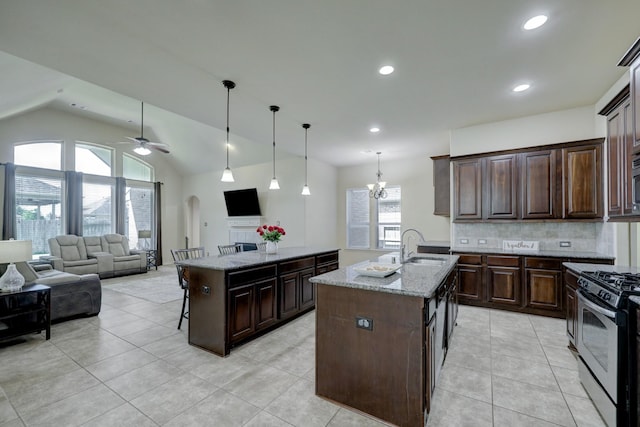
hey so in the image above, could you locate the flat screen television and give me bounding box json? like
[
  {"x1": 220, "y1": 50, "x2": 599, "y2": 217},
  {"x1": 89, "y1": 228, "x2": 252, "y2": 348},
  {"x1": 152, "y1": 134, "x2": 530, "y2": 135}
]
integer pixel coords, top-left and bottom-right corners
[{"x1": 223, "y1": 188, "x2": 262, "y2": 216}]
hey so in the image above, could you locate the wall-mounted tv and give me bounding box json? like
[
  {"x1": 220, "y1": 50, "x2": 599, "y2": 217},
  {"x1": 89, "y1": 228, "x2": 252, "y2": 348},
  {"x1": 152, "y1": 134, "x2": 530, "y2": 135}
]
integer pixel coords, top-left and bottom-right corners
[{"x1": 223, "y1": 188, "x2": 262, "y2": 217}]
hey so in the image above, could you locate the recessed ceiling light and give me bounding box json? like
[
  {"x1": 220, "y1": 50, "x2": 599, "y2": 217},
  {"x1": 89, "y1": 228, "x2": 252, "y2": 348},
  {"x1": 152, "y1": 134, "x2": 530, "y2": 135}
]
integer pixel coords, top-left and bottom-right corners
[
  {"x1": 379, "y1": 65, "x2": 394, "y2": 75},
  {"x1": 370, "y1": 127, "x2": 380, "y2": 133},
  {"x1": 523, "y1": 15, "x2": 548, "y2": 30},
  {"x1": 513, "y1": 84, "x2": 531, "y2": 92}
]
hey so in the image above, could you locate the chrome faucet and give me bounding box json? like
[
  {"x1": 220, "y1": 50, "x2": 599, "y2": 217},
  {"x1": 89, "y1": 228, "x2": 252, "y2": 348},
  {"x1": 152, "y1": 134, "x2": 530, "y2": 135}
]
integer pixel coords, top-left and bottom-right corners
[{"x1": 400, "y1": 228, "x2": 426, "y2": 263}]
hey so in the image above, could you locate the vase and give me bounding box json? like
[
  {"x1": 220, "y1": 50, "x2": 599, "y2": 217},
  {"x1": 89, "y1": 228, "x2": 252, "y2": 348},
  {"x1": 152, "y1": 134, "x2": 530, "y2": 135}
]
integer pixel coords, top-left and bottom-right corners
[
  {"x1": 0, "y1": 263, "x2": 25, "y2": 292},
  {"x1": 265, "y1": 241, "x2": 278, "y2": 254}
]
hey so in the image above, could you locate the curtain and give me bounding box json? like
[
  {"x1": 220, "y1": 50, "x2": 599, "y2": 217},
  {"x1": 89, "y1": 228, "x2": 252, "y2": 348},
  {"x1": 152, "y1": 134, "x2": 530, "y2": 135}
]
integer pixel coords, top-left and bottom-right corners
[
  {"x1": 65, "y1": 171, "x2": 83, "y2": 235},
  {"x1": 2, "y1": 163, "x2": 16, "y2": 239},
  {"x1": 115, "y1": 177, "x2": 126, "y2": 235},
  {"x1": 154, "y1": 181, "x2": 163, "y2": 265}
]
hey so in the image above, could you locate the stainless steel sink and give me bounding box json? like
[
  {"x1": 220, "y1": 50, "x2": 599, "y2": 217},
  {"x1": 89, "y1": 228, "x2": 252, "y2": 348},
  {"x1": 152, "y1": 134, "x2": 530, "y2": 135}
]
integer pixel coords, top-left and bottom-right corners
[{"x1": 405, "y1": 256, "x2": 447, "y2": 266}]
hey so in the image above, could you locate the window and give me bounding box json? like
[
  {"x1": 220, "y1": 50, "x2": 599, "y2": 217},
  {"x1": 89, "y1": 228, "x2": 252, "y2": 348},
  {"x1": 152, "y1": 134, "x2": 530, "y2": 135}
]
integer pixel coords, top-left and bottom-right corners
[
  {"x1": 15, "y1": 167, "x2": 64, "y2": 256},
  {"x1": 82, "y1": 177, "x2": 115, "y2": 236},
  {"x1": 125, "y1": 182, "x2": 155, "y2": 250},
  {"x1": 123, "y1": 154, "x2": 153, "y2": 181},
  {"x1": 346, "y1": 188, "x2": 370, "y2": 249},
  {"x1": 346, "y1": 186, "x2": 402, "y2": 250},
  {"x1": 14, "y1": 141, "x2": 62, "y2": 170},
  {"x1": 75, "y1": 143, "x2": 112, "y2": 176},
  {"x1": 376, "y1": 186, "x2": 401, "y2": 249}
]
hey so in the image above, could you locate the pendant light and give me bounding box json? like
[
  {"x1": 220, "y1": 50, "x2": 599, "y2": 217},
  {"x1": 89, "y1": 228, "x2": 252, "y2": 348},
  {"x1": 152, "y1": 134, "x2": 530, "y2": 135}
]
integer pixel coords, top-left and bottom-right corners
[
  {"x1": 301, "y1": 123, "x2": 311, "y2": 196},
  {"x1": 368, "y1": 152, "x2": 387, "y2": 199},
  {"x1": 269, "y1": 105, "x2": 280, "y2": 190},
  {"x1": 220, "y1": 80, "x2": 236, "y2": 182}
]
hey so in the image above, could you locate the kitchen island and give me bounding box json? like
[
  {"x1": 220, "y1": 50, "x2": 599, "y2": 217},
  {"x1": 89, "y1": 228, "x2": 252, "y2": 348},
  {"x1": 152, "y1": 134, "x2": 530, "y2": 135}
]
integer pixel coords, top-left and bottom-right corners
[
  {"x1": 176, "y1": 246, "x2": 339, "y2": 356},
  {"x1": 310, "y1": 253, "x2": 459, "y2": 427}
]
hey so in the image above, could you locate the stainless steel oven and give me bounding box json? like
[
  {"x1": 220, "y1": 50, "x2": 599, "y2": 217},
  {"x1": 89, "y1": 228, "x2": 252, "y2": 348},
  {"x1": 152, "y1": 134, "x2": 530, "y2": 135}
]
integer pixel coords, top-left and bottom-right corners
[{"x1": 577, "y1": 289, "x2": 620, "y2": 426}]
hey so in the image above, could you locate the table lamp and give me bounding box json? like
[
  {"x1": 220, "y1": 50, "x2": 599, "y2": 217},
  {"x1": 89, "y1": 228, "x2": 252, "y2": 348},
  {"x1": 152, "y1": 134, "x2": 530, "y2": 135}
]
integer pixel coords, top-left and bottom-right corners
[
  {"x1": 138, "y1": 230, "x2": 152, "y2": 250},
  {"x1": 0, "y1": 239, "x2": 33, "y2": 292}
]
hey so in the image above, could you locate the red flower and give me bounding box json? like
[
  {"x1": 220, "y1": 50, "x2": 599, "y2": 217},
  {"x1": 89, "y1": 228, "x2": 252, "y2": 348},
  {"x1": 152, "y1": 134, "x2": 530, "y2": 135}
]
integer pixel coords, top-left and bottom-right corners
[
  {"x1": 281, "y1": 231, "x2": 286, "y2": 235},
  {"x1": 256, "y1": 227, "x2": 261, "y2": 232},
  {"x1": 262, "y1": 225, "x2": 267, "y2": 229},
  {"x1": 268, "y1": 226, "x2": 274, "y2": 232},
  {"x1": 259, "y1": 230, "x2": 264, "y2": 236},
  {"x1": 257, "y1": 224, "x2": 286, "y2": 242}
]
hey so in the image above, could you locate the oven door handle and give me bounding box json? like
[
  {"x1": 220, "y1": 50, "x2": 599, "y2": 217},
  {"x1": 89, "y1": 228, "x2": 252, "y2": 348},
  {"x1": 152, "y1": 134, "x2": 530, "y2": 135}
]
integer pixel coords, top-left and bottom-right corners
[{"x1": 577, "y1": 289, "x2": 617, "y2": 320}]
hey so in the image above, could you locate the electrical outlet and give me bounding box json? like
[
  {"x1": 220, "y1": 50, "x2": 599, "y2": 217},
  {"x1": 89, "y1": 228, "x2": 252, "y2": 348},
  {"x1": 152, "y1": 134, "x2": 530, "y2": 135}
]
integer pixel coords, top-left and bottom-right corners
[
  {"x1": 559, "y1": 241, "x2": 571, "y2": 248},
  {"x1": 460, "y1": 239, "x2": 469, "y2": 244},
  {"x1": 355, "y1": 316, "x2": 373, "y2": 331},
  {"x1": 478, "y1": 239, "x2": 487, "y2": 245}
]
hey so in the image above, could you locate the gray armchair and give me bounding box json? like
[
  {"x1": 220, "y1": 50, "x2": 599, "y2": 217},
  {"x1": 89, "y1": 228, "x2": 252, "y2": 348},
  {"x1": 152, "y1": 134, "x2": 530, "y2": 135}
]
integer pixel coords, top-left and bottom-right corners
[
  {"x1": 100, "y1": 234, "x2": 147, "y2": 276},
  {"x1": 43, "y1": 235, "x2": 100, "y2": 276}
]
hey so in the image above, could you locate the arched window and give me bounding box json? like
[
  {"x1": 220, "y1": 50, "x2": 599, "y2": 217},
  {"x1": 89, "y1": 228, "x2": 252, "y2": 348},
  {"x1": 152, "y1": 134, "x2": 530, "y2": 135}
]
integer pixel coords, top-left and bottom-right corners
[
  {"x1": 14, "y1": 141, "x2": 62, "y2": 169},
  {"x1": 123, "y1": 154, "x2": 153, "y2": 181},
  {"x1": 75, "y1": 142, "x2": 113, "y2": 176}
]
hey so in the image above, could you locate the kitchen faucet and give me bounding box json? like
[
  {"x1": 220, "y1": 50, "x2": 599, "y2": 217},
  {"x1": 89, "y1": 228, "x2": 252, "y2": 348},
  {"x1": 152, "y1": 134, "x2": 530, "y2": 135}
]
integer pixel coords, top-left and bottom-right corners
[{"x1": 400, "y1": 228, "x2": 426, "y2": 263}]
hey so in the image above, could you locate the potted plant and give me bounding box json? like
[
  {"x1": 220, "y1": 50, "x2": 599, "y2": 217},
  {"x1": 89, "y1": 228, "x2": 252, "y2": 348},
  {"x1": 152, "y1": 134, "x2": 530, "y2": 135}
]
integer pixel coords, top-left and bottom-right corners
[{"x1": 256, "y1": 224, "x2": 285, "y2": 254}]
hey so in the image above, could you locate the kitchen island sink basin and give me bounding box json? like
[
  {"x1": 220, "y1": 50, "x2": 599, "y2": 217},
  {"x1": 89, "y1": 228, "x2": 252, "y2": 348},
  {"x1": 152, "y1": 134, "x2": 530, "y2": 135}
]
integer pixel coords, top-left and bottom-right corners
[{"x1": 405, "y1": 256, "x2": 447, "y2": 266}]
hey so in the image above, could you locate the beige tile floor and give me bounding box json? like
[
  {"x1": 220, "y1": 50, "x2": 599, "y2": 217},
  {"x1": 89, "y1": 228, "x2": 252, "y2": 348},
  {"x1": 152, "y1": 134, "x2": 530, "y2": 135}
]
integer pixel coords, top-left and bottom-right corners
[{"x1": 0, "y1": 268, "x2": 606, "y2": 426}]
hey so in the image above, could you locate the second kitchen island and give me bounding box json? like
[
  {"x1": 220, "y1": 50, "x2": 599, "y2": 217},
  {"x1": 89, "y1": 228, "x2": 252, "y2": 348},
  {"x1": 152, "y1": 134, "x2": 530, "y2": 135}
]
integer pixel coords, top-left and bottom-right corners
[{"x1": 310, "y1": 254, "x2": 459, "y2": 427}]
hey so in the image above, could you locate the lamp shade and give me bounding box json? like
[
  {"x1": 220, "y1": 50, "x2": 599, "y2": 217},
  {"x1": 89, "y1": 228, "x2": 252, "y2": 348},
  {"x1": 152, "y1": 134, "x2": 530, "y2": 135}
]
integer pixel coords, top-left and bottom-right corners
[
  {"x1": 0, "y1": 240, "x2": 32, "y2": 263},
  {"x1": 138, "y1": 230, "x2": 152, "y2": 239}
]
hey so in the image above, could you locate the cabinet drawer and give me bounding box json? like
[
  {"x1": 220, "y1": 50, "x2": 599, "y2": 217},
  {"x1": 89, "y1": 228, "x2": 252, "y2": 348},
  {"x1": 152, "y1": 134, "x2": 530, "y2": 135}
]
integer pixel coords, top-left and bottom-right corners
[
  {"x1": 280, "y1": 256, "x2": 315, "y2": 274},
  {"x1": 487, "y1": 255, "x2": 519, "y2": 267},
  {"x1": 457, "y1": 254, "x2": 482, "y2": 265},
  {"x1": 316, "y1": 251, "x2": 339, "y2": 265},
  {"x1": 228, "y1": 265, "x2": 277, "y2": 287},
  {"x1": 525, "y1": 257, "x2": 562, "y2": 270}
]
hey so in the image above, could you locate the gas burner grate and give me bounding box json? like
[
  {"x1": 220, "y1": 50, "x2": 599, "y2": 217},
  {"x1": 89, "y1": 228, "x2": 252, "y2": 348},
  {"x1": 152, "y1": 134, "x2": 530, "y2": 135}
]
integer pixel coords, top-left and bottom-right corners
[{"x1": 584, "y1": 271, "x2": 640, "y2": 291}]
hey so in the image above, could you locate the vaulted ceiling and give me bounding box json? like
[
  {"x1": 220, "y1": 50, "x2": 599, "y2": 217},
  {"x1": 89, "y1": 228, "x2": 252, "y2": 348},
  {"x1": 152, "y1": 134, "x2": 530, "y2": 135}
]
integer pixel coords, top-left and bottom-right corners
[{"x1": 0, "y1": 1, "x2": 638, "y2": 175}]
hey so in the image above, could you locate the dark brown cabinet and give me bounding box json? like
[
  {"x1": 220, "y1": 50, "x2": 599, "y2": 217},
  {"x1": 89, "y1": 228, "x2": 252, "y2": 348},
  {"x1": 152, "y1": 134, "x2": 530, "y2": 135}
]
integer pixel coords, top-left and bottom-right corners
[
  {"x1": 485, "y1": 154, "x2": 518, "y2": 219},
  {"x1": 278, "y1": 256, "x2": 316, "y2": 320},
  {"x1": 486, "y1": 256, "x2": 521, "y2": 306},
  {"x1": 457, "y1": 254, "x2": 483, "y2": 303},
  {"x1": 564, "y1": 268, "x2": 579, "y2": 348},
  {"x1": 452, "y1": 139, "x2": 604, "y2": 222},
  {"x1": 521, "y1": 150, "x2": 558, "y2": 219},
  {"x1": 228, "y1": 284, "x2": 254, "y2": 342},
  {"x1": 432, "y1": 155, "x2": 450, "y2": 216},
  {"x1": 620, "y1": 38, "x2": 640, "y2": 152},
  {"x1": 562, "y1": 143, "x2": 603, "y2": 219},
  {"x1": 255, "y1": 278, "x2": 277, "y2": 330},
  {"x1": 455, "y1": 252, "x2": 612, "y2": 318},
  {"x1": 453, "y1": 158, "x2": 482, "y2": 220}
]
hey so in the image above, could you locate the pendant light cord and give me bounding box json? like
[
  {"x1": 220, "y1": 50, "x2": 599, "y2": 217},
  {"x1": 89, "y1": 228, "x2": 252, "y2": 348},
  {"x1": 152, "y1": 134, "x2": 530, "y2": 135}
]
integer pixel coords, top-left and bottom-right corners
[
  {"x1": 303, "y1": 124, "x2": 310, "y2": 185},
  {"x1": 270, "y1": 105, "x2": 279, "y2": 179},
  {"x1": 226, "y1": 85, "x2": 230, "y2": 168},
  {"x1": 140, "y1": 102, "x2": 144, "y2": 138}
]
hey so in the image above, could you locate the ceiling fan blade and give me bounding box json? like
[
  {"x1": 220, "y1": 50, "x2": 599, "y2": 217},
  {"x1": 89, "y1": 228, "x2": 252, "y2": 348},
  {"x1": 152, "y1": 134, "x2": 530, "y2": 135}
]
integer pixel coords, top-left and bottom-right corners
[
  {"x1": 147, "y1": 141, "x2": 169, "y2": 148},
  {"x1": 150, "y1": 145, "x2": 170, "y2": 154}
]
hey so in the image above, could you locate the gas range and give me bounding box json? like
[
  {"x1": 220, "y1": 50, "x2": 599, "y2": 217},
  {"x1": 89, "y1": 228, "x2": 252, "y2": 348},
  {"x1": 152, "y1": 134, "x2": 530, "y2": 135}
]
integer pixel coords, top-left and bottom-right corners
[{"x1": 578, "y1": 270, "x2": 640, "y2": 309}]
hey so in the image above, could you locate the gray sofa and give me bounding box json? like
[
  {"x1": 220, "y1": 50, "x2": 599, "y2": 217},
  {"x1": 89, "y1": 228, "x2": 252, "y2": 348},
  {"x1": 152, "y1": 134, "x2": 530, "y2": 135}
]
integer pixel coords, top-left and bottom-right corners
[
  {"x1": 16, "y1": 262, "x2": 101, "y2": 322},
  {"x1": 42, "y1": 234, "x2": 147, "y2": 279}
]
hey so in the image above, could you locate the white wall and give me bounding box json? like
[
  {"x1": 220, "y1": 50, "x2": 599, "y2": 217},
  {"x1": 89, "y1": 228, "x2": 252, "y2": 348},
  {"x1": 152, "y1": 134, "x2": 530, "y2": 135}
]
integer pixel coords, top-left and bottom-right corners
[
  {"x1": 181, "y1": 156, "x2": 338, "y2": 256},
  {"x1": 450, "y1": 105, "x2": 600, "y2": 157},
  {"x1": 0, "y1": 106, "x2": 183, "y2": 263},
  {"x1": 337, "y1": 155, "x2": 450, "y2": 266}
]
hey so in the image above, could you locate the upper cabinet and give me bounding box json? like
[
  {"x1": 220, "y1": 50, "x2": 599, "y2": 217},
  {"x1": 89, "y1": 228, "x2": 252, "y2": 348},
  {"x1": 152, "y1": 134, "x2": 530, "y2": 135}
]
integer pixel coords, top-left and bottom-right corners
[
  {"x1": 452, "y1": 139, "x2": 604, "y2": 222},
  {"x1": 618, "y1": 38, "x2": 640, "y2": 152},
  {"x1": 431, "y1": 155, "x2": 450, "y2": 216}
]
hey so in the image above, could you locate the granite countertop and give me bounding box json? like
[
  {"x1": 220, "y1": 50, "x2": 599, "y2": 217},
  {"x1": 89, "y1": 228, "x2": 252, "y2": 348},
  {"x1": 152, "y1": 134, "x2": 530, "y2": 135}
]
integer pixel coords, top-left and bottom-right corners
[
  {"x1": 310, "y1": 253, "x2": 459, "y2": 298},
  {"x1": 450, "y1": 246, "x2": 614, "y2": 260},
  {"x1": 175, "y1": 246, "x2": 339, "y2": 271}
]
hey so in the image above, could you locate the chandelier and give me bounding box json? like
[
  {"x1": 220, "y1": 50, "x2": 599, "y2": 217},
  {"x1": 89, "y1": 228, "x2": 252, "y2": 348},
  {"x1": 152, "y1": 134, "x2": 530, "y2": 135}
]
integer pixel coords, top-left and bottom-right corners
[{"x1": 368, "y1": 152, "x2": 387, "y2": 199}]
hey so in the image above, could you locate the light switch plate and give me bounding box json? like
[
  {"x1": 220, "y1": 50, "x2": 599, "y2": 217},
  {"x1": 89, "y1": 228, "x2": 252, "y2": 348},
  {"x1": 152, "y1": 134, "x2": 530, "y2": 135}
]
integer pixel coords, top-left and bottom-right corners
[
  {"x1": 460, "y1": 239, "x2": 469, "y2": 244},
  {"x1": 478, "y1": 239, "x2": 487, "y2": 245},
  {"x1": 559, "y1": 241, "x2": 571, "y2": 247}
]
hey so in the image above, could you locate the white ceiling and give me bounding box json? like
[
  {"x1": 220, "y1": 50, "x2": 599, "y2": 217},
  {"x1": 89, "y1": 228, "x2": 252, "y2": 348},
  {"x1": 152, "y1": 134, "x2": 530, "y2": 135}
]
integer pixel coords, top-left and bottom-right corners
[{"x1": 0, "y1": 0, "x2": 638, "y2": 175}]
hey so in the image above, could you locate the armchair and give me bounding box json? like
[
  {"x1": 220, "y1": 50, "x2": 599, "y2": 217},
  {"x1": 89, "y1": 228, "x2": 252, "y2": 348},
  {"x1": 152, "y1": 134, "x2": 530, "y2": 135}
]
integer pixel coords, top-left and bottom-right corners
[
  {"x1": 43, "y1": 235, "x2": 99, "y2": 276},
  {"x1": 100, "y1": 234, "x2": 147, "y2": 276}
]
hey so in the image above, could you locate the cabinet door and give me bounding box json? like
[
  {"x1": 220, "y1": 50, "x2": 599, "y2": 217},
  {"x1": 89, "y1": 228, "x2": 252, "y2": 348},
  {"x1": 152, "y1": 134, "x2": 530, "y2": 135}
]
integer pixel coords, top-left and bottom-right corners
[
  {"x1": 608, "y1": 106, "x2": 624, "y2": 216},
  {"x1": 525, "y1": 269, "x2": 562, "y2": 312},
  {"x1": 229, "y1": 284, "x2": 254, "y2": 342},
  {"x1": 279, "y1": 272, "x2": 299, "y2": 320},
  {"x1": 432, "y1": 155, "x2": 450, "y2": 216},
  {"x1": 255, "y1": 278, "x2": 277, "y2": 330},
  {"x1": 486, "y1": 266, "x2": 521, "y2": 306},
  {"x1": 563, "y1": 143, "x2": 603, "y2": 218},
  {"x1": 484, "y1": 154, "x2": 518, "y2": 219},
  {"x1": 564, "y1": 269, "x2": 579, "y2": 348},
  {"x1": 624, "y1": 101, "x2": 635, "y2": 215},
  {"x1": 300, "y1": 268, "x2": 316, "y2": 311},
  {"x1": 453, "y1": 158, "x2": 482, "y2": 220},
  {"x1": 632, "y1": 60, "x2": 640, "y2": 153},
  {"x1": 457, "y1": 264, "x2": 483, "y2": 302},
  {"x1": 425, "y1": 313, "x2": 436, "y2": 414},
  {"x1": 521, "y1": 150, "x2": 558, "y2": 219}
]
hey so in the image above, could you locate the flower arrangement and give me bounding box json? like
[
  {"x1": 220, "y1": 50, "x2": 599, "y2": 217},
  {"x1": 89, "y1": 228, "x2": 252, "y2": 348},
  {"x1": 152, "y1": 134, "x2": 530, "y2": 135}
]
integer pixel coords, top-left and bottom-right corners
[{"x1": 256, "y1": 224, "x2": 286, "y2": 242}]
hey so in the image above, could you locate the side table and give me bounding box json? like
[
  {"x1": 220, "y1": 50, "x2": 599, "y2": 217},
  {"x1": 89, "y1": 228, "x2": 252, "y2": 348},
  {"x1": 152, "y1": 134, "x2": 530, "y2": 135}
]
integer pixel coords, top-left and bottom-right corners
[
  {"x1": 146, "y1": 249, "x2": 158, "y2": 270},
  {"x1": 0, "y1": 284, "x2": 51, "y2": 341}
]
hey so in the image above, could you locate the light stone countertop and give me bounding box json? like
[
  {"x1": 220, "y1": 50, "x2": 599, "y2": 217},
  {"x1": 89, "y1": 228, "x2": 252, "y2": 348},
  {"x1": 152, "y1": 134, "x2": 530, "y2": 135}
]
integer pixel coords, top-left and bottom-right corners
[
  {"x1": 174, "y1": 246, "x2": 339, "y2": 271},
  {"x1": 451, "y1": 247, "x2": 614, "y2": 260},
  {"x1": 310, "y1": 253, "x2": 459, "y2": 298}
]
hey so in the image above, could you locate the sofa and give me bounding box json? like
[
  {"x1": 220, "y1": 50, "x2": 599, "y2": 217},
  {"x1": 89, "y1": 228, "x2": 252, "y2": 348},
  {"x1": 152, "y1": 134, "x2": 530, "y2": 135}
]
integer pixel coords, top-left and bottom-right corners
[
  {"x1": 41, "y1": 234, "x2": 147, "y2": 279},
  {"x1": 15, "y1": 262, "x2": 101, "y2": 322}
]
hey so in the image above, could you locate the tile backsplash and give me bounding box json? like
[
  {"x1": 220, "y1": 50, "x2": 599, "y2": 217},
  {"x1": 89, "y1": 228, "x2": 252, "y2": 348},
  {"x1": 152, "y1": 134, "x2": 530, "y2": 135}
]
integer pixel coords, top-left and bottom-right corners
[{"x1": 452, "y1": 222, "x2": 614, "y2": 254}]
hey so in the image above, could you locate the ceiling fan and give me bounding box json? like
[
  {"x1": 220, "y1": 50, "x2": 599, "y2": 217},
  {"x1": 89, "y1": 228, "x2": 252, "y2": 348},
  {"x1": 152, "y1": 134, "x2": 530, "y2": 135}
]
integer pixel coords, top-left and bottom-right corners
[{"x1": 121, "y1": 102, "x2": 170, "y2": 155}]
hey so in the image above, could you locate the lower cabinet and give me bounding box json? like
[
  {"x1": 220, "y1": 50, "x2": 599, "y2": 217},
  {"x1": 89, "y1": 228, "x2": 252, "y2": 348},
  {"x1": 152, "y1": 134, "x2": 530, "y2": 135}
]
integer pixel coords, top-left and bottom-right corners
[
  {"x1": 278, "y1": 256, "x2": 316, "y2": 320},
  {"x1": 454, "y1": 252, "x2": 612, "y2": 318},
  {"x1": 425, "y1": 312, "x2": 437, "y2": 414},
  {"x1": 564, "y1": 268, "x2": 579, "y2": 348}
]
